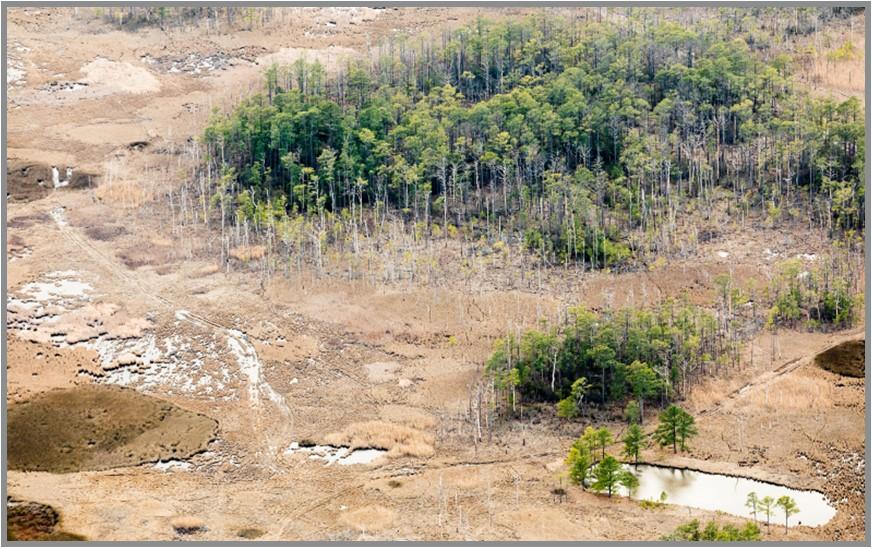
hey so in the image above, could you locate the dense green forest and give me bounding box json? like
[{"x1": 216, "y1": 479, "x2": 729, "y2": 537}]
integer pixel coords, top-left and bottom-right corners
[
  {"x1": 201, "y1": 9, "x2": 864, "y2": 271},
  {"x1": 485, "y1": 301, "x2": 730, "y2": 416}
]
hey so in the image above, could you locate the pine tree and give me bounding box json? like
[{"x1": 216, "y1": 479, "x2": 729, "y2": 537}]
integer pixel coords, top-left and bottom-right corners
[
  {"x1": 759, "y1": 496, "x2": 775, "y2": 532},
  {"x1": 591, "y1": 455, "x2": 631, "y2": 497},
  {"x1": 622, "y1": 423, "x2": 644, "y2": 464},
  {"x1": 565, "y1": 438, "x2": 593, "y2": 490},
  {"x1": 746, "y1": 491, "x2": 759, "y2": 523},
  {"x1": 654, "y1": 404, "x2": 698, "y2": 453},
  {"x1": 776, "y1": 496, "x2": 800, "y2": 533}
]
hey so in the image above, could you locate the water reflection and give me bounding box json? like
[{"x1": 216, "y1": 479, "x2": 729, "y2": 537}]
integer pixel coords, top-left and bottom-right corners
[{"x1": 621, "y1": 464, "x2": 836, "y2": 527}]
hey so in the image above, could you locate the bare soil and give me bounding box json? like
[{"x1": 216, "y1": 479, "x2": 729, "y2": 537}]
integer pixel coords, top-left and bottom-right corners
[{"x1": 4, "y1": 6, "x2": 866, "y2": 542}]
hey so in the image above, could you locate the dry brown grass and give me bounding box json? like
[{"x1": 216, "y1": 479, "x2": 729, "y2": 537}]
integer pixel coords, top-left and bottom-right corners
[
  {"x1": 7, "y1": 385, "x2": 217, "y2": 473},
  {"x1": 117, "y1": 243, "x2": 173, "y2": 269},
  {"x1": 795, "y1": 14, "x2": 865, "y2": 100},
  {"x1": 807, "y1": 57, "x2": 864, "y2": 98},
  {"x1": 94, "y1": 179, "x2": 156, "y2": 209},
  {"x1": 378, "y1": 405, "x2": 437, "y2": 431},
  {"x1": 195, "y1": 264, "x2": 221, "y2": 277},
  {"x1": 236, "y1": 528, "x2": 264, "y2": 539},
  {"x1": 230, "y1": 245, "x2": 266, "y2": 262},
  {"x1": 337, "y1": 505, "x2": 396, "y2": 532},
  {"x1": 325, "y1": 420, "x2": 435, "y2": 458},
  {"x1": 747, "y1": 372, "x2": 836, "y2": 412}
]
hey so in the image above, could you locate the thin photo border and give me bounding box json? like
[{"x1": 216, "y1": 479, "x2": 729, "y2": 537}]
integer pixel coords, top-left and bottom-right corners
[{"x1": 1, "y1": 1, "x2": 869, "y2": 546}]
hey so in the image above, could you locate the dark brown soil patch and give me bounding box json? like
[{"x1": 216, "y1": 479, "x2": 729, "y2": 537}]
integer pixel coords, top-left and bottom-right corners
[
  {"x1": 6, "y1": 500, "x2": 86, "y2": 541},
  {"x1": 84, "y1": 223, "x2": 129, "y2": 241},
  {"x1": 117, "y1": 244, "x2": 173, "y2": 269},
  {"x1": 6, "y1": 161, "x2": 96, "y2": 203},
  {"x1": 815, "y1": 339, "x2": 865, "y2": 378},
  {"x1": 6, "y1": 212, "x2": 51, "y2": 229},
  {"x1": 7, "y1": 385, "x2": 218, "y2": 473},
  {"x1": 237, "y1": 527, "x2": 265, "y2": 539}
]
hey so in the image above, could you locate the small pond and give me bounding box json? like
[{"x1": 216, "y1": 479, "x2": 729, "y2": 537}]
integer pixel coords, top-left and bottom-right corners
[{"x1": 622, "y1": 464, "x2": 836, "y2": 527}]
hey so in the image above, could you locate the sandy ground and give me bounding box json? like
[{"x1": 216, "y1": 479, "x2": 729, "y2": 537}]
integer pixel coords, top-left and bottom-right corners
[{"x1": 4, "y1": 7, "x2": 866, "y2": 542}]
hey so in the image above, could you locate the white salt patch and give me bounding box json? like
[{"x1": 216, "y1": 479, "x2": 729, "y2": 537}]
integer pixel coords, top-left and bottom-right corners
[
  {"x1": 226, "y1": 328, "x2": 290, "y2": 414},
  {"x1": 21, "y1": 279, "x2": 92, "y2": 302},
  {"x1": 338, "y1": 448, "x2": 386, "y2": 465},
  {"x1": 49, "y1": 207, "x2": 69, "y2": 227},
  {"x1": 227, "y1": 329, "x2": 260, "y2": 404},
  {"x1": 285, "y1": 443, "x2": 386, "y2": 466},
  {"x1": 154, "y1": 459, "x2": 192, "y2": 472},
  {"x1": 7, "y1": 65, "x2": 25, "y2": 84}
]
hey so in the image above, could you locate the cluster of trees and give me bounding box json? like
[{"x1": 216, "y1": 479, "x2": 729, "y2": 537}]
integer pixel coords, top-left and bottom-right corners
[
  {"x1": 485, "y1": 303, "x2": 732, "y2": 417},
  {"x1": 766, "y1": 254, "x2": 861, "y2": 331},
  {"x1": 663, "y1": 519, "x2": 762, "y2": 541},
  {"x1": 746, "y1": 492, "x2": 801, "y2": 533},
  {"x1": 653, "y1": 404, "x2": 698, "y2": 453},
  {"x1": 565, "y1": 405, "x2": 697, "y2": 493},
  {"x1": 197, "y1": 10, "x2": 863, "y2": 274},
  {"x1": 566, "y1": 426, "x2": 638, "y2": 496}
]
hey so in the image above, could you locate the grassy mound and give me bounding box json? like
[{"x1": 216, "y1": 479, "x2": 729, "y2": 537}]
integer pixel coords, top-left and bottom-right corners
[
  {"x1": 7, "y1": 385, "x2": 218, "y2": 473},
  {"x1": 6, "y1": 500, "x2": 86, "y2": 541},
  {"x1": 815, "y1": 339, "x2": 865, "y2": 378}
]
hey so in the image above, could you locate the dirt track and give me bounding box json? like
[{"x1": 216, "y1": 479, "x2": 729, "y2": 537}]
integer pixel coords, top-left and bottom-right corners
[{"x1": 4, "y1": 7, "x2": 866, "y2": 541}]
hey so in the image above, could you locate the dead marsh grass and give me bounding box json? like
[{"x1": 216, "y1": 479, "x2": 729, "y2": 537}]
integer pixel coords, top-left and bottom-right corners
[
  {"x1": 338, "y1": 505, "x2": 396, "y2": 532},
  {"x1": 93, "y1": 179, "x2": 156, "y2": 209},
  {"x1": 230, "y1": 245, "x2": 266, "y2": 262},
  {"x1": 746, "y1": 373, "x2": 837, "y2": 412},
  {"x1": 325, "y1": 420, "x2": 435, "y2": 458}
]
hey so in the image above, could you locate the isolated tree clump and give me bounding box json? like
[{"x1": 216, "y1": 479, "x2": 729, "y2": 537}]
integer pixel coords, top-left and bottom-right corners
[
  {"x1": 622, "y1": 423, "x2": 644, "y2": 465},
  {"x1": 653, "y1": 404, "x2": 698, "y2": 453}
]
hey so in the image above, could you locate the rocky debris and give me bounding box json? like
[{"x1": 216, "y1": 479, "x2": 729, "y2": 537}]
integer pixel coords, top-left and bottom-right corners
[
  {"x1": 170, "y1": 516, "x2": 207, "y2": 535},
  {"x1": 143, "y1": 51, "x2": 232, "y2": 75},
  {"x1": 39, "y1": 80, "x2": 89, "y2": 92},
  {"x1": 64, "y1": 326, "x2": 107, "y2": 345}
]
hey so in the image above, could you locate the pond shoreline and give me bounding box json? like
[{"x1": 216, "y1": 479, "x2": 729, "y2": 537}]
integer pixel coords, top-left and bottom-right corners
[
  {"x1": 626, "y1": 459, "x2": 831, "y2": 497},
  {"x1": 618, "y1": 461, "x2": 837, "y2": 527}
]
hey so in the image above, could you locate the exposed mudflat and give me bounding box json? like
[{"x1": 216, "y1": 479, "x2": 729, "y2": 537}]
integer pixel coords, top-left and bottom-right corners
[{"x1": 7, "y1": 385, "x2": 217, "y2": 473}]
